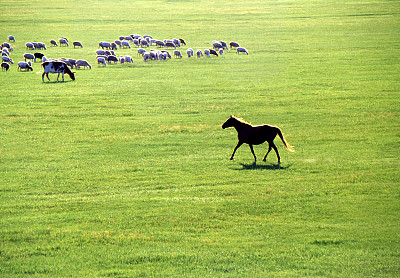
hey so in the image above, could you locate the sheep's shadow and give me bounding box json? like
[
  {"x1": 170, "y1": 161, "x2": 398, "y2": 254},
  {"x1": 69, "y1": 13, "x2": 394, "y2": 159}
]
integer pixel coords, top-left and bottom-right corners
[{"x1": 236, "y1": 162, "x2": 291, "y2": 171}]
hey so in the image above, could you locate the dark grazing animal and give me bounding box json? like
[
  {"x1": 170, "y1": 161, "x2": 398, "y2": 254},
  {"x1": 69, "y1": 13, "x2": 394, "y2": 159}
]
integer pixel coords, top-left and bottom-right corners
[
  {"x1": 222, "y1": 115, "x2": 294, "y2": 163},
  {"x1": 41, "y1": 61, "x2": 75, "y2": 82}
]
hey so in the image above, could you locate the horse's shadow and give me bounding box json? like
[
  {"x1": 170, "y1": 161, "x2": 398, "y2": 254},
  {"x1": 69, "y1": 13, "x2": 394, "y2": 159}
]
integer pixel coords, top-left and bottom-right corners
[{"x1": 237, "y1": 162, "x2": 291, "y2": 170}]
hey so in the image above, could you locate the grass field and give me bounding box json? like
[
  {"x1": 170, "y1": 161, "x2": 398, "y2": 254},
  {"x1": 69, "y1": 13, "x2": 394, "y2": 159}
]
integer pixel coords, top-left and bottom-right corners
[{"x1": 1, "y1": 0, "x2": 399, "y2": 276}]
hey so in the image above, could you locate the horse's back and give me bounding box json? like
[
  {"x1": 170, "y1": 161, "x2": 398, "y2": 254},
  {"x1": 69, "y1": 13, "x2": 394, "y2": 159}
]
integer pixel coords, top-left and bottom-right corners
[{"x1": 239, "y1": 124, "x2": 278, "y2": 145}]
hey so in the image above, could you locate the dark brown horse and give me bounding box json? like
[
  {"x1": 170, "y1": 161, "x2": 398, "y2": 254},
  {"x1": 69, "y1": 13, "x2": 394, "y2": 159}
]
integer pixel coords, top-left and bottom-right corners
[{"x1": 222, "y1": 115, "x2": 294, "y2": 163}]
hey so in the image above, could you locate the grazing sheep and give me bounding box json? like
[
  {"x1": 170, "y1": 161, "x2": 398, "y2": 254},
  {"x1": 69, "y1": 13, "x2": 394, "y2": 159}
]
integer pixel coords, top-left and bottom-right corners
[
  {"x1": 165, "y1": 41, "x2": 176, "y2": 49},
  {"x1": 35, "y1": 42, "x2": 47, "y2": 50},
  {"x1": 119, "y1": 36, "x2": 125, "y2": 41},
  {"x1": 97, "y1": 57, "x2": 106, "y2": 66},
  {"x1": 2, "y1": 56, "x2": 13, "y2": 64},
  {"x1": 42, "y1": 56, "x2": 48, "y2": 63},
  {"x1": 236, "y1": 47, "x2": 249, "y2": 55},
  {"x1": 50, "y1": 39, "x2": 58, "y2": 46},
  {"x1": 209, "y1": 49, "x2": 219, "y2": 57},
  {"x1": 143, "y1": 53, "x2": 150, "y2": 62},
  {"x1": 26, "y1": 42, "x2": 35, "y2": 50},
  {"x1": 59, "y1": 38, "x2": 69, "y2": 46},
  {"x1": 196, "y1": 49, "x2": 203, "y2": 58},
  {"x1": 34, "y1": 53, "x2": 45, "y2": 61},
  {"x1": 219, "y1": 41, "x2": 228, "y2": 50},
  {"x1": 99, "y1": 41, "x2": 111, "y2": 49},
  {"x1": 119, "y1": 56, "x2": 125, "y2": 63},
  {"x1": 137, "y1": 48, "x2": 146, "y2": 56},
  {"x1": 124, "y1": 36, "x2": 134, "y2": 42},
  {"x1": 155, "y1": 40, "x2": 165, "y2": 47},
  {"x1": 179, "y1": 38, "x2": 186, "y2": 45},
  {"x1": 111, "y1": 42, "x2": 117, "y2": 50},
  {"x1": 172, "y1": 39, "x2": 181, "y2": 48},
  {"x1": 229, "y1": 41, "x2": 240, "y2": 49},
  {"x1": 161, "y1": 50, "x2": 171, "y2": 59},
  {"x1": 2, "y1": 42, "x2": 13, "y2": 51},
  {"x1": 212, "y1": 41, "x2": 223, "y2": 50},
  {"x1": 17, "y1": 61, "x2": 33, "y2": 71},
  {"x1": 140, "y1": 40, "x2": 149, "y2": 48},
  {"x1": 219, "y1": 48, "x2": 224, "y2": 55},
  {"x1": 121, "y1": 40, "x2": 131, "y2": 49},
  {"x1": 2, "y1": 50, "x2": 9, "y2": 57},
  {"x1": 143, "y1": 35, "x2": 153, "y2": 40},
  {"x1": 186, "y1": 48, "x2": 194, "y2": 57},
  {"x1": 76, "y1": 60, "x2": 91, "y2": 69},
  {"x1": 1, "y1": 62, "x2": 10, "y2": 71},
  {"x1": 115, "y1": 40, "x2": 122, "y2": 47},
  {"x1": 73, "y1": 41, "x2": 83, "y2": 48},
  {"x1": 8, "y1": 35, "x2": 15, "y2": 42},
  {"x1": 204, "y1": 49, "x2": 210, "y2": 57},
  {"x1": 107, "y1": 55, "x2": 118, "y2": 63},
  {"x1": 125, "y1": 55, "x2": 133, "y2": 63},
  {"x1": 173, "y1": 50, "x2": 182, "y2": 58},
  {"x1": 133, "y1": 39, "x2": 140, "y2": 47},
  {"x1": 96, "y1": 49, "x2": 107, "y2": 56}
]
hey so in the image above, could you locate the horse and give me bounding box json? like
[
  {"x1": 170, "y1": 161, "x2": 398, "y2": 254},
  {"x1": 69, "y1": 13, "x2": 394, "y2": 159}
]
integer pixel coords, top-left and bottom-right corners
[{"x1": 222, "y1": 115, "x2": 294, "y2": 163}]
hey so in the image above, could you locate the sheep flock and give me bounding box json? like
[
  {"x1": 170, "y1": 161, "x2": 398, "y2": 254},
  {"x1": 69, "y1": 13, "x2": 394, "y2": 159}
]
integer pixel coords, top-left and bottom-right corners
[{"x1": 1, "y1": 34, "x2": 249, "y2": 81}]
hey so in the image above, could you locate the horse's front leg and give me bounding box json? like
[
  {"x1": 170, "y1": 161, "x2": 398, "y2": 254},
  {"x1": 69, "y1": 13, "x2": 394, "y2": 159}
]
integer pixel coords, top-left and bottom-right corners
[
  {"x1": 249, "y1": 144, "x2": 257, "y2": 161},
  {"x1": 230, "y1": 141, "x2": 243, "y2": 160}
]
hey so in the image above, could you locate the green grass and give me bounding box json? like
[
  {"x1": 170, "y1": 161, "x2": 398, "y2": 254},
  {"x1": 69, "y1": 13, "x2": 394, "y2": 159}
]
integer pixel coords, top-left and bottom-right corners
[{"x1": 1, "y1": 0, "x2": 399, "y2": 277}]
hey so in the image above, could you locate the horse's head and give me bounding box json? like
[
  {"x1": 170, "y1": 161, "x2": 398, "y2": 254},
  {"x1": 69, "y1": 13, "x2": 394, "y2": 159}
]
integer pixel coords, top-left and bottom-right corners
[{"x1": 222, "y1": 115, "x2": 236, "y2": 129}]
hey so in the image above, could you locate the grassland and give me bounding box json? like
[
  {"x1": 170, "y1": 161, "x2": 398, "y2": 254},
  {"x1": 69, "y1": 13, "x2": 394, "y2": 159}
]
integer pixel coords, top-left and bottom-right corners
[{"x1": 1, "y1": 0, "x2": 399, "y2": 277}]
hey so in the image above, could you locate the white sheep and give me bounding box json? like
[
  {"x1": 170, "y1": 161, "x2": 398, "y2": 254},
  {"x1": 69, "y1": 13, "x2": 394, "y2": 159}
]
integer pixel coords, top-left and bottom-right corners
[
  {"x1": 124, "y1": 55, "x2": 133, "y2": 63},
  {"x1": 76, "y1": 60, "x2": 92, "y2": 69},
  {"x1": 161, "y1": 51, "x2": 171, "y2": 59},
  {"x1": 140, "y1": 40, "x2": 150, "y2": 48},
  {"x1": 17, "y1": 61, "x2": 33, "y2": 71},
  {"x1": 2, "y1": 56, "x2": 14, "y2": 64},
  {"x1": 8, "y1": 35, "x2": 15, "y2": 42},
  {"x1": 99, "y1": 41, "x2": 111, "y2": 49},
  {"x1": 196, "y1": 49, "x2": 203, "y2": 58},
  {"x1": 119, "y1": 56, "x2": 125, "y2": 63},
  {"x1": 219, "y1": 48, "x2": 224, "y2": 55},
  {"x1": 137, "y1": 48, "x2": 146, "y2": 56},
  {"x1": 186, "y1": 48, "x2": 194, "y2": 58},
  {"x1": 73, "y1": 41, "x2": 83, "y2": 48},
  {"x1": 236, "y1": 47, "x2": 249, "y2": 55},
  {"x1": 97, "y1": 57, "x2": 106, "y2": 66},
  {"x1": 59, "y1": 38, "x2": 69, "y2": 46},
  {"x1": 50, "y1": 40, "x2": 58, "y2": 46},
  {"x1": 115, "y1": 40, "x2": 122, "y2": 47},
  {"x1": 121, "y1": 40, "x2": 131, "y2": 49},
  {"x1": 204, "y1": 49, "x2": 210, "y2": 57},
  {"x1": 26, "y1": 42, "x2": 35, "y2": 50},
  {"x1": 24, "y1": 53, "x2": 36, "y2": 62},
  {"x1": 143, "y1": 53, "x2": 150, "y2": 62},
  {"x1": 173, "y1": 50, "x2": 182, "y2": 58},
  {"x1": 230, "y1": 41, "x2": 240, "y2": 49}
]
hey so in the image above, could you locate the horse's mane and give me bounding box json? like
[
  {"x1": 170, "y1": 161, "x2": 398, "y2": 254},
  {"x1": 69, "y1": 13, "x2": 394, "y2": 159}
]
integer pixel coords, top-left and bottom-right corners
[{"x1": 231, "y1": 115, "x2": 252, "y2": 126}]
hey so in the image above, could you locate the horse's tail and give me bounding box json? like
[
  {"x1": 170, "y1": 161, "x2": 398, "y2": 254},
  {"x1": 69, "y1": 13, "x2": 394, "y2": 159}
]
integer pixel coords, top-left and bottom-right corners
[{"x1": 277, "y1": 128, "x2": 295, "y2": 152}]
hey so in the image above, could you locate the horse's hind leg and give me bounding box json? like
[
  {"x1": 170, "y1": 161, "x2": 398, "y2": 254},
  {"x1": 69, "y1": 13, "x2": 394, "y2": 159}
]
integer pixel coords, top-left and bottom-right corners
[
  {"x1": 271, "y1": 143, "x2": 281, "y2": 164},
  {"x1": 230, "y1": 141, "x2": 243, "y2": 160},
  {"x1": 263, "y1": 144, "x2": 272, "y2": 162},
  {"x1": 249, "y1": 144, "x2": 257, "y2": 161}
]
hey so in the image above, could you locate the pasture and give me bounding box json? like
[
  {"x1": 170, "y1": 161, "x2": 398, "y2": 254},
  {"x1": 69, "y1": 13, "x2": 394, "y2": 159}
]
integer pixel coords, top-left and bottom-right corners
[{"x1": 1, "y1": 0, "x2": 399, "y2": 276}]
